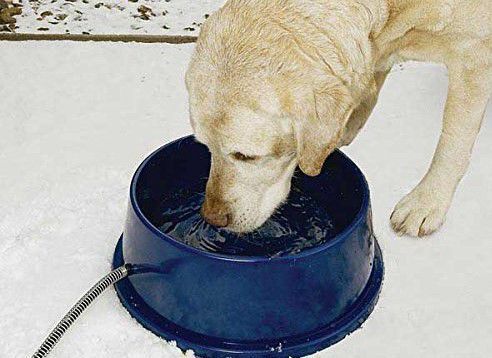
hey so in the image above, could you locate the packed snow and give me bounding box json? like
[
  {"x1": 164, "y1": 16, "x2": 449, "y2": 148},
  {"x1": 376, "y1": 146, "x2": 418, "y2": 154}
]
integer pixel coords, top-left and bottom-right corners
[
  {"x1": 0, "y1": 41, "x2": 491, "y2": 358},
  {"x1": 5, "y1": 0, "x2": 225, "y2": 35}
]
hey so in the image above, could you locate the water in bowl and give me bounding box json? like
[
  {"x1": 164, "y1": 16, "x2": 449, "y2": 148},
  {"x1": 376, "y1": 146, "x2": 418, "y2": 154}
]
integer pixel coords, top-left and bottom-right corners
[{"x1": 156, "y1": 185, "x2": 337, "y2": 258}]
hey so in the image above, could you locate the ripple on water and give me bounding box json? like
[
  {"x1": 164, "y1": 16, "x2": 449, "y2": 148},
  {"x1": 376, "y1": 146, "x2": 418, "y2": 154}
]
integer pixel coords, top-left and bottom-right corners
[{"x1": 156, "y1": 186, "x2": 337, "y2": 258}]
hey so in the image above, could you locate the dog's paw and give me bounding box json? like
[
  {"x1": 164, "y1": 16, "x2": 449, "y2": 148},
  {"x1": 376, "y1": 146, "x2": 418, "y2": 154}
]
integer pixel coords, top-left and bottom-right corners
[{"x1": 390, "y1": 185, "x2": 451, "y2": 237}]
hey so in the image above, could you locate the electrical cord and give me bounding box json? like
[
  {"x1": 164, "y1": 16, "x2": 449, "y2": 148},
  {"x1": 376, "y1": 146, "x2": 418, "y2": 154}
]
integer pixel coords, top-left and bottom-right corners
[{"x1": 32, "y1": 265, "x2": 132, "y2": 358}]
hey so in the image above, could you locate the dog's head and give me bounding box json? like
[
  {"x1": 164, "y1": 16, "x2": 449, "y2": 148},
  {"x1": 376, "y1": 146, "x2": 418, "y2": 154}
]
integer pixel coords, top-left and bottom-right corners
[{"x1": 185, "y1": 1, "x2": 373, "y2": 232}]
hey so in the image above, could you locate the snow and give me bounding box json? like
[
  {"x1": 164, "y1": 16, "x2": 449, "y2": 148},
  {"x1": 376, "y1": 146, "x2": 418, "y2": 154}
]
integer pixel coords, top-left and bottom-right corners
[
  {"x1": 0, "y1": 41, "x2": 491, "y2": 358},
  {"x1": 10, "y1": 0, "x2": 225, "y2": 36}
]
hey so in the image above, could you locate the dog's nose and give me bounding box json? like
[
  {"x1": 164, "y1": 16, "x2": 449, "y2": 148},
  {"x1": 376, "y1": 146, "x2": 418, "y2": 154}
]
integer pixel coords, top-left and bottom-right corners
[
  {"x1": 201, "y1": 200, "x2": 230, "y2": 228},
  {"x1": 203, "y1": 210, "x2": 229, "y2": 228}
]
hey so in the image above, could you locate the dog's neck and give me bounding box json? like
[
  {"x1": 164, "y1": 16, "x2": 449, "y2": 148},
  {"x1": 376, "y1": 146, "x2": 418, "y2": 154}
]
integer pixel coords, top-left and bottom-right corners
[
  {"x1": 333, "y1": 0, "x2": 432, "y2": 99},
  {"x1": 358, "y1": 0, "x2": 390, "y2": 39},
  {"x1": 368, "y1": 0, "x2": 445, "y2": 67},
  {"x1": 367, "y1": 0, "x2": 421, "y2": 36},
  {"x1": 321, "y1": 0, "x2": 391, "y2": 100}
]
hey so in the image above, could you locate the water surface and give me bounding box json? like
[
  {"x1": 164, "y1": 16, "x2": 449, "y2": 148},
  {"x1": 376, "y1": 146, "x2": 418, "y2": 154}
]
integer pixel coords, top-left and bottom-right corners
[{"x1": 156, "y1": 186, "x2": 337, "y2": 258}]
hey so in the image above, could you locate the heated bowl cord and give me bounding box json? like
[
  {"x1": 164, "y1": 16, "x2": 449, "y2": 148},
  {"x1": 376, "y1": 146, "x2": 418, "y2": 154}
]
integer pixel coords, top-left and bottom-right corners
[{"x1": 32, "y1": 264, "x2": 133, "y2": 358}]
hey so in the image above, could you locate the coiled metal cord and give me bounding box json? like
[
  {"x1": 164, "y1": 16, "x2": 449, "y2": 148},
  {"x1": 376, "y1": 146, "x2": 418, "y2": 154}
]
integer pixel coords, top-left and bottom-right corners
[{"x1": 32, "y1": 265, "x2": 130, "y2": 358}]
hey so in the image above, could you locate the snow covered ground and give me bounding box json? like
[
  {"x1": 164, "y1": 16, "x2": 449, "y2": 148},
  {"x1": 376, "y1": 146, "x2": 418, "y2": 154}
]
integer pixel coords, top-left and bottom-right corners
[
  {"x1": 0, "y1": 41, "x2": 491, "y2": 358},
  {"x1": 6, "y1": 0, "x2": 224, "y2": 36}
]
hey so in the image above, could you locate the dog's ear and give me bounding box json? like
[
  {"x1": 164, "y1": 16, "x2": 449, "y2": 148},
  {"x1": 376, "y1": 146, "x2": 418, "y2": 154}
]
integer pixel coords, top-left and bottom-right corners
[{"x1": 295, "y1": 89, "x2": 352, "y2": 177}]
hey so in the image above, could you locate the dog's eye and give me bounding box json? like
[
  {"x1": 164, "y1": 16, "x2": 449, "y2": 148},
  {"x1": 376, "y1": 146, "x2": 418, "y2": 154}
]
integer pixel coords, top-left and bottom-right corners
[{"x1": 232, "y1": 152, "x2": 258, "y2": 162}]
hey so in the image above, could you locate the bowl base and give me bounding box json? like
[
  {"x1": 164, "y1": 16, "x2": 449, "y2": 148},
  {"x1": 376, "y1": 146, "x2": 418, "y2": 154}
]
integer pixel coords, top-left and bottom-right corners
[{"x1": 113, "y1": 236, "x2": 384, "y2": 357}]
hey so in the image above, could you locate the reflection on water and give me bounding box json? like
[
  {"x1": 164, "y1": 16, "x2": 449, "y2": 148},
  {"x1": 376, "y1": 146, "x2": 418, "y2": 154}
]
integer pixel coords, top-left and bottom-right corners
[{"x1": 156, "y1": 186, "x2": 337, "y2": 258}]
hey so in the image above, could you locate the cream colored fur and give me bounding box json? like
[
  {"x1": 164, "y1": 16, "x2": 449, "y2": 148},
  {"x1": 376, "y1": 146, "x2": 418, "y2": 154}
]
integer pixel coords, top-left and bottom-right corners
[{"x1": 185, "y1": 0, "x2": 491, "y2": 236}]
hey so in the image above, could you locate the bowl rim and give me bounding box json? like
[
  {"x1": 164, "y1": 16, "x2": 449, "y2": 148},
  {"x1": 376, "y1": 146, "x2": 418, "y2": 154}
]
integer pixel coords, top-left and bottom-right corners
[{"x1": 129, "y1": 135, "x2": 370, "y2": 263}]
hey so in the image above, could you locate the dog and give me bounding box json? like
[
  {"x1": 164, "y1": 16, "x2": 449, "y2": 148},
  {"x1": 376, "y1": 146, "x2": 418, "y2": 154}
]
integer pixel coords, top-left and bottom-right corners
[{"x1": 185, "y1": 0, "x2": 491, "y2": 237}]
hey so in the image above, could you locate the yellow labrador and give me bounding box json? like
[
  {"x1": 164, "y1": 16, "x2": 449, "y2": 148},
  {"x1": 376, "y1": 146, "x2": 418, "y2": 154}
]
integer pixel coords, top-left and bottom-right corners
[{"x1": 185, "y1": 0, "x2": 491, "y2": 237}]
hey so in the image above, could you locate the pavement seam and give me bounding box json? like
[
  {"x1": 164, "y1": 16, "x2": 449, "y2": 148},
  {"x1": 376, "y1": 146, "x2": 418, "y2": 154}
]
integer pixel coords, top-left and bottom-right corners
[{"x1": 0, "y1": 32, "x2": 198, "y2": 43}]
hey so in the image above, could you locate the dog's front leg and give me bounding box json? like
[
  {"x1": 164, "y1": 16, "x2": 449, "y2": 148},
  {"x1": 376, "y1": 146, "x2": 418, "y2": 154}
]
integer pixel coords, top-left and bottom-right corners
[{"x1": 391, "y1": 65, "x2": 491, "y2": 237}]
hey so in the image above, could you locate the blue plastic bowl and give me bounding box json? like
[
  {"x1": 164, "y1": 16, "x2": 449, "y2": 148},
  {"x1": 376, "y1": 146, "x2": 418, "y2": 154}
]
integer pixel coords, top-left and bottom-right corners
[{"x1": 113, "y1": 135, "x2": 384, "y2": 357}]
